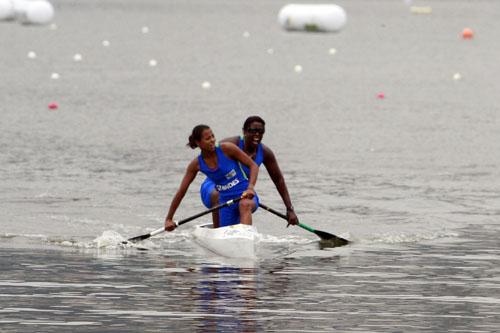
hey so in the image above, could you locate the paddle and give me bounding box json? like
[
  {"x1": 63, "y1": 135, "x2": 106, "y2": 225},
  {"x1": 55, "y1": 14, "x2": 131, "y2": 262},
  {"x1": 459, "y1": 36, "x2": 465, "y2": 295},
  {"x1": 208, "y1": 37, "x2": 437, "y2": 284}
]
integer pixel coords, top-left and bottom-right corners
[
  {"x1": 124, "y1": 195, "x2": 245, "y2": 244},
  {"x1": 259, "y1": 203, "x2": 349, "y2": 247}
]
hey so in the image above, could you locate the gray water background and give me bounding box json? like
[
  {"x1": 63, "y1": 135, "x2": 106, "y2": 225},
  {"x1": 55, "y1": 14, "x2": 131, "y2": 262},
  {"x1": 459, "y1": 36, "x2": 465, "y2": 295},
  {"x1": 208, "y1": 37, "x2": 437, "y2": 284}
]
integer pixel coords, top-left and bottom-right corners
[{"x1": 1, "y1": 0, "x2": 499, "y2": 331}]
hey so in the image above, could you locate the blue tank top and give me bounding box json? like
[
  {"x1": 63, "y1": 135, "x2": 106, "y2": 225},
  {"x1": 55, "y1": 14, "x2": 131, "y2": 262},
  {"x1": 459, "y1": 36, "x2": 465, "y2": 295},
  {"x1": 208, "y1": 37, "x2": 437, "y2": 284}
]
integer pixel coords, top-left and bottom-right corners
[
  {"x1": 198, "y1": 146, "x2": 249, "y2": 199},
  {"x1": 238, "y1": 137, "x2": 264, "y2": 177}
]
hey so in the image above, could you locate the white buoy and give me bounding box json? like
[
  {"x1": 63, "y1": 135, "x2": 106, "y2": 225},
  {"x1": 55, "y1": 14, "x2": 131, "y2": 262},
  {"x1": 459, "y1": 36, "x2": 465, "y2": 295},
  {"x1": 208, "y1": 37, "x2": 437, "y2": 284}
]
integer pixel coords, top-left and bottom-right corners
[
  {"x1": 73, "y1": 53, "x2": 82, "y2": 62},
  {"x1": 294, "y1": 65, "x2": 303, "y2": 73},
  {"x1": 278, "y1": 4, "x2": 347, "y2": 32},
  {"x1": 102, "y1": 40, "x2": 110, "y2": 47},
  {"x1": 18, "y1": 0, "x2": 54, "y2": 25},
  {"x1": 201, "y1": 81, "x2": 211, "y2": 90},
  {"x1": 141, "y1": 26, "x2": 149, "y2": 33},
  {"x1": 0, "y1": 0, "x2": 15, "y2": 21},
  {"x1": 149, "y1": 59, "x2": 157, "y2": 67},
  {"x1": 328, "y1": 48, "x2": 337, "y2": 55},
  {"x1": 50, "y1": 72, "x2": 60, "y2": 79},
  {"x1": 453, "y1": 73, "x2": 462, "y2": 81},
  {"x1": 27, "y1": 51, "x2": 37, "y2": 59}
]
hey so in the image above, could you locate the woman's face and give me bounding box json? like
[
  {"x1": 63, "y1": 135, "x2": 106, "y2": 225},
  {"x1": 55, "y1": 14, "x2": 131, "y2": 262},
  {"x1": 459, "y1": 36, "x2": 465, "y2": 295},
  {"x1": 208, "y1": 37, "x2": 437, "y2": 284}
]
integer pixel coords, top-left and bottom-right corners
[
  {"x1": 197, "y1": 128, "x2": 216, "y2": 151},
  {"x1": 243, "y1": 121, "x2": 265, "y2": 146}
]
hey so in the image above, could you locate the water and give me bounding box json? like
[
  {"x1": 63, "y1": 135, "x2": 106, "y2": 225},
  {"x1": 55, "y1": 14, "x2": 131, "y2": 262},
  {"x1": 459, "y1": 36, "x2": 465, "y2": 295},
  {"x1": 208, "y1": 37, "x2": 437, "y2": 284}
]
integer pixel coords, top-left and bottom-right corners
[
  {"x1": 1, "y1": 0, "x2": 500, "y2": 331},
  {"x1": 1, "y1": 235, "x2": 499, "y2": 332}
]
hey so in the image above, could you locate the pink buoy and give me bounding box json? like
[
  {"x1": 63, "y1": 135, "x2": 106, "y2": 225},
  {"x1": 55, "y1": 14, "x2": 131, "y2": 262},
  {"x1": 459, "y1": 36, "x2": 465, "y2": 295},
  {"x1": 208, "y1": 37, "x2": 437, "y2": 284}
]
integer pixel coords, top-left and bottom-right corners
[{"x1": 48, "y1": 102, "x2": 58, "y2": 110}]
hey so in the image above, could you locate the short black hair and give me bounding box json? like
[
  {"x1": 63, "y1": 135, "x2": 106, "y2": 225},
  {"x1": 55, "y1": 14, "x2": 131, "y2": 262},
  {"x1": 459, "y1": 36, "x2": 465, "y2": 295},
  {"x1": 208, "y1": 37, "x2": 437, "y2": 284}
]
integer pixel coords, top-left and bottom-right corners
[{"x1": 243, "y1": 116, "x2": 265, "y2": 130}]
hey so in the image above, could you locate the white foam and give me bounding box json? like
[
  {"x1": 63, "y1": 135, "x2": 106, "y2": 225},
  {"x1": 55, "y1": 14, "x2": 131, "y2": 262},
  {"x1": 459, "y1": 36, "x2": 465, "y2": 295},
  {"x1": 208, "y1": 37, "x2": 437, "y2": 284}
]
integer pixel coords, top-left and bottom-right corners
[
  {"x1": 1, "y1": 233, "x2": 47, "y2": 240},
  {"x1": 92, "y1": 230, "x2": 127, "y2": 248}
]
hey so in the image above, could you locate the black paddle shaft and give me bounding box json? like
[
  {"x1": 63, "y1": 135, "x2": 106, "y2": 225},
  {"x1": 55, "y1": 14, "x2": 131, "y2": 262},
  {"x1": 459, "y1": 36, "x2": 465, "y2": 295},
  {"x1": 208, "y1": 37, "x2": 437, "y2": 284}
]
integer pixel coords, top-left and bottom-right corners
[{"x1": 126, "y1": 196, "x2": 245, "y2": 243}]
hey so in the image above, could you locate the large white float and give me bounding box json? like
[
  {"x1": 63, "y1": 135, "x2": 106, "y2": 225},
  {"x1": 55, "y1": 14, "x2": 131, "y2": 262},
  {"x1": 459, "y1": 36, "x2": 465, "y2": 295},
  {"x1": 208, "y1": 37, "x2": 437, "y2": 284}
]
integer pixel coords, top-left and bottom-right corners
[
  {"x1": 17, "y1": 0, "x2": 54, "y2": 25},
  {"x1": 0, "y1": 0, "x2": 15, "y2": 20},
  {"x1": 278, "y1": 4, "x2": 347, "y2": 32},
  {"x1": 1, "y1": 0, "x2": 55, "y2": 24}
]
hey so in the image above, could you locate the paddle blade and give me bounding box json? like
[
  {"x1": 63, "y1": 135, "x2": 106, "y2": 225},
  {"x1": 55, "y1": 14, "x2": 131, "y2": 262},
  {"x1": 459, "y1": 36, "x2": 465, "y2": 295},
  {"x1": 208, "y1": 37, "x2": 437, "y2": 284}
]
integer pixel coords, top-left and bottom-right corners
[
  {"x1": 319, "y1": 237, "x2": 349, "y2": 248},
  {"x1": 126, "y1": 233, "x2": 152, "y2": 243},
  {"x1": 314, "y1": 230, "x2": 349, "y2": 247}
]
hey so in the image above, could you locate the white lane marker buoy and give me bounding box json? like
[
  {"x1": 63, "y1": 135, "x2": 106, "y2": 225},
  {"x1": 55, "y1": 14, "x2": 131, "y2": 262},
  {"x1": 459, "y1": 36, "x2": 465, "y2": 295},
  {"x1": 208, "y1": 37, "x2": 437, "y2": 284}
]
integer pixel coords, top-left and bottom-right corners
[
  {"x1": 50, "y1": 72, "x2": 60, "y2": 79},
  {"x1": 294, "y1": 65, "x2": 303, "y2": 73},
  {"x1": 27, "y1": 51, "x2": 37, "y2": 59},
  {"x1": 149, "y1": 59, "x2": 157, "y2": 67},
  {"x1": 73, "y1": 53, "x2": 83, "y2": 62},
  {"x1": 202, "y1": 81, "x2": 211, "y2": 90}
]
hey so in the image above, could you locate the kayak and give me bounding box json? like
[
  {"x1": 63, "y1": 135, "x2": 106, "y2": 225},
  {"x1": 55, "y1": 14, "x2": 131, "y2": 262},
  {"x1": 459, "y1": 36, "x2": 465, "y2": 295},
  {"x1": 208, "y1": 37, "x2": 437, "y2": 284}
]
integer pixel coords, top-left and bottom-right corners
[{"x1": 192, "y1": 223, "x2": 258, "y2": 258}]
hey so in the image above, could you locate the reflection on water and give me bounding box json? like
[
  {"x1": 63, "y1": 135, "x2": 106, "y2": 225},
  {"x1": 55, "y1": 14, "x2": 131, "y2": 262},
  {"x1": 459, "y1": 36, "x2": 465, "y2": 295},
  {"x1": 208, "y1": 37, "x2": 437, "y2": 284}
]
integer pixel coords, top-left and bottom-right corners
[{"x1": 193, "y1": 266, "x2": 261, "y2": 332}]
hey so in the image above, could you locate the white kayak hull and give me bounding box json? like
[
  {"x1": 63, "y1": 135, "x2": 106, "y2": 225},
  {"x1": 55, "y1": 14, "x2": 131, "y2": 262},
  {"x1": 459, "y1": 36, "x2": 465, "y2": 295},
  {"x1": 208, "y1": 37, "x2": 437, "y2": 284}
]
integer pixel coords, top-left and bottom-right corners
[{"x1": 192, "y1": 223, "x2": 257, "y2": 258}]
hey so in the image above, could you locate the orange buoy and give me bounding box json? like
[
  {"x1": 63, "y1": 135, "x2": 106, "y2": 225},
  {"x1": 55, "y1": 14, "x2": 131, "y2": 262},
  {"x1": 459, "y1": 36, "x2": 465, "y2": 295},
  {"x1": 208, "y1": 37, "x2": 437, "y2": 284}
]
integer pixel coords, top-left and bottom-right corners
[{"x1": 462, "y1": 28, "x2": 474, "y2": 39}]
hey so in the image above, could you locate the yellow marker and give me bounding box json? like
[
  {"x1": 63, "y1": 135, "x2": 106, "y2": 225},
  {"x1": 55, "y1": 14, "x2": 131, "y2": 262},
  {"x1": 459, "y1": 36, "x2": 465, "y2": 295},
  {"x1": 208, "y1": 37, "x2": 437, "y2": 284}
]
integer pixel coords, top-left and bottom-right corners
[{"x1": 410, "y1": 6, "x2": 432, "y2": 14}]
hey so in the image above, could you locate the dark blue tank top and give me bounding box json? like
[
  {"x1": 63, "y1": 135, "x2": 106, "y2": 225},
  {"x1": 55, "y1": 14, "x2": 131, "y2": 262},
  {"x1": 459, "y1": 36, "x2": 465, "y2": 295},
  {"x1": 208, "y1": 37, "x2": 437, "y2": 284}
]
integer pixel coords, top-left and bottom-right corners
[
  {"x1": 198, "y1": 146, "x2": 248, "y2": 199},
  {"x1": 238, "y1": 137, "x2": 263, "y2": 177}
]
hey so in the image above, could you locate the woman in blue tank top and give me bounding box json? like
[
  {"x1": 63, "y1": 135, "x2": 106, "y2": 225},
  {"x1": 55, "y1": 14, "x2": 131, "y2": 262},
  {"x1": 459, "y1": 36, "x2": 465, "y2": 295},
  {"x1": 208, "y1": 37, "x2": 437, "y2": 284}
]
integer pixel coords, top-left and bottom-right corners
[
  {"x1": 200, "y1": 116, "x2": 299, "y2": 227},
  {"x1": 165, "y1": 125, "x2": 259, "y2": 231}
]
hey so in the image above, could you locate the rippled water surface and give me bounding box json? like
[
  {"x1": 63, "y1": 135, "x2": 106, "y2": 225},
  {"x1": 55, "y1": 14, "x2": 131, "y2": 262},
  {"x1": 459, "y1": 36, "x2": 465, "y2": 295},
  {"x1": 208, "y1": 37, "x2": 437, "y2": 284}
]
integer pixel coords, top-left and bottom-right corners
[
  {"x1": 1, "y1": 0, "x2": 500, "y2": 331},
  {"x1": 2, "y1": 232, "x2": 500, "y2": 332}
]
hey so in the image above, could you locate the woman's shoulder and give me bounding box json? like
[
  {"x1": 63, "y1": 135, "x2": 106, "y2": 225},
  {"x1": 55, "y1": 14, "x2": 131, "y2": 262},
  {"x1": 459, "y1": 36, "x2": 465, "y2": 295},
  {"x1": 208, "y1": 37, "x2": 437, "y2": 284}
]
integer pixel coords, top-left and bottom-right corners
[
  {"x1": 261, "y1": 143, "x2": 274, "y2": 158},
  {"x1": 219, "y1": 141, "x2": 243, "y2": 160},
  {"x1": 219, "y1": 141, "x2": 238, "y2": 151}
]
